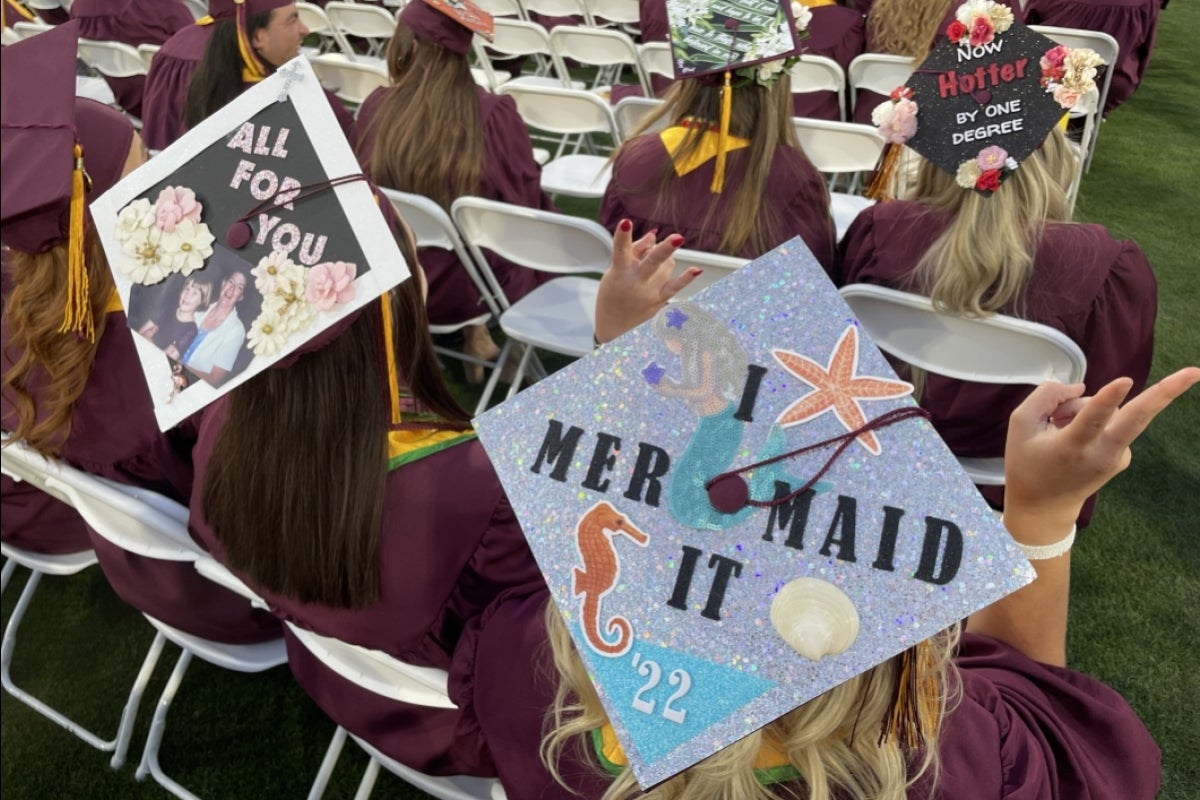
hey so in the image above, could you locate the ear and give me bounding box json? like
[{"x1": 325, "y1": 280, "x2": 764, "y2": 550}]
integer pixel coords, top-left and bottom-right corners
[{"x1": 250, "y1": 12, "x2": 274, "y2": 50}]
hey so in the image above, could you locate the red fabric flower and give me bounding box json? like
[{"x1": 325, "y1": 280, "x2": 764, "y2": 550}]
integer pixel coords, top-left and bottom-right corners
[
  {"x1": 968, "y1": 16, "x2": 995, "y2": 46},
  {"x1": 947, "y1": 20, "x2": 967, "y2": 42},
  {"x1": 890, "y1": 85, "x2": 914, "y2": 101},
  {"x1": 976, "y1": 169, "x2": 1002, "y2": 192}
]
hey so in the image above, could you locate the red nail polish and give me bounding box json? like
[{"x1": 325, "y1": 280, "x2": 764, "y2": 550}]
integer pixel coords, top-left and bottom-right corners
[
  {"x1": 670, "y1": 235, "x2": 684, "y2": 246},
  {"x1": 619, "y1": 219, "x2": 632, "y2": 232},
  {"x1": 690, "y1": 268, "x2": 703, "y2": 276}
]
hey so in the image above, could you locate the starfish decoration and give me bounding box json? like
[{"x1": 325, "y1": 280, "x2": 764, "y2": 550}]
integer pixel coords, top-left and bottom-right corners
[
  {"x1": 641, "y1": 361, "x2": 666, "y2": 386},
  {"x1": 665, "y1": 307, "x2": 688, "y2": 329},
  {"x1": 772, "y1": 325, "x2": 913, "y2": 455}
]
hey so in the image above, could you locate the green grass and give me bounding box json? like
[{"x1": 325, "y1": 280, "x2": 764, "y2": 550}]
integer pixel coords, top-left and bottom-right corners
[{"x1": 5, "y1": 8, "x2": 1200, "y2": 798}]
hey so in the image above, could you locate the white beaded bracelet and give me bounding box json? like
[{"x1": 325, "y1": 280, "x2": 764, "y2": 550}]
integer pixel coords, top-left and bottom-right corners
[{"x1": 1003, "y1": 519, "x2": 1077, "y2": 560}]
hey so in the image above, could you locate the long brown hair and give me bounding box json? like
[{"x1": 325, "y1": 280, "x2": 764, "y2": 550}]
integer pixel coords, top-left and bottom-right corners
[
  {"x1": 358, "y1": 22, "x2": 485, "y2": 211},
  {"x1": 2, "y1": 230, "x2": 113, "y2": 456},
  {"x1": 183, "y1": 12, "x2": 273, "y2": 130},
  {"x1": 623, "y1": 76, "x2": 806, "y2": 257},
  {"x1": 202, "y1": 219, "x2": 470, "y2": 609},
  {"x1": 866, "y1": 0, "x2": 953, "y2": 63}
]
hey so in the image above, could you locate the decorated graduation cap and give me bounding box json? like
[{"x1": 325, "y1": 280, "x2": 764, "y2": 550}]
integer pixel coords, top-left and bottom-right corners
[
  {"x1": 1, "y1": 20, "x2": 136, "y2": 340},
  {"x1": 199, "y1": 0, "x2": 295, "y2": 83},
  {"x1": 867, "y1": 0, "x2": 1103, "y2": 198},
  {"x1": 666, "y1": 0, "x2": 810, "y2": 193},
  {"x1": 89, "y1": 56, "x2": 409, "y2": 430},
  {"x1": 399, "y1": 0, "x2": 495, "y2": 55},
  {"x1": 473, "y1": 237, "x2": 1036, "y2": 787}
]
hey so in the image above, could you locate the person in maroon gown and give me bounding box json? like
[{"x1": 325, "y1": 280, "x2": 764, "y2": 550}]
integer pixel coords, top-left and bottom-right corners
[
  {"x1": 1, "y1": 23, "x2": 278, "y2": 644},
  {"x1": 1024, "y1": 0, "x2": 1160, "y2": 114},
  {"x1": 140, "y1": 9, "x2": 213, "y2": 150},
  {"x1": 601, "y1": 76, "x2": 835, "y2": 267},
  {"x1": 485, "y1": 369, "x2": 1189, "y2": 800},
  {"x1": 352, "y1": 0, "x2": 556, "y2": 379},
  {"x1": 69, "y1": 0, "x2": 194, "y2": 119}
]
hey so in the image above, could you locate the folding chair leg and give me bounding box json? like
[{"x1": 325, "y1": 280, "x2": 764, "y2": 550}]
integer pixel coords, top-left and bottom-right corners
[
  {"x1": 0, "y1": 558, "x2": 15, "y2": 594},
  {"x1": 504, "y1": 344, "x2": 538, "y2": 400},
  {"x1": 474, "y1": 339, "x2": 513, "y2": 415},
  {"x1": 307, "y1": 725, "x2": 349, "y2": 800},
  {"x1": 355, "y1": 755, "x2": 382, "y2": 800},
  {"x1": 1, "y1": 571, "x2": 121, "y2": 753},
  {"x1": 110, "y1": 630, "x2": 169, "y2": 769},
  {"x1": 135, "y1": 647, "x2": 200, "y2": 800}
]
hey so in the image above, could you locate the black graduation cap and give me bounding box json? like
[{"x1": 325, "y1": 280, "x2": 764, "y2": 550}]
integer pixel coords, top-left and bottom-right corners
[{"x1": 668, "y1": 0, "x2": 804, "y2": 79}]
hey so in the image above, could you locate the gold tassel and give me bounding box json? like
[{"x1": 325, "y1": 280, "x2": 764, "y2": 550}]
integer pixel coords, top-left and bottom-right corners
[
  {"x1": 864, "y1": 142, "x2": 903, "y2": 202},
  {"x1": 879, "y1": 641, "x2": 939, "y2": 749},
  {"x1": 59, "y1": 144, "x2": 95, "y2": 341},
  {"x1": 380, "y1": 294, "x2": 403, "y2": 428},
  {"x1": 235, "y1": 0, "x2": 267, "y2": 83},
  {"x1": 4, "y1": 0, "x2": 37, "y2": 26},
  {"x1": 710, "y1": 70, "x2": 733, "y2": 194}
]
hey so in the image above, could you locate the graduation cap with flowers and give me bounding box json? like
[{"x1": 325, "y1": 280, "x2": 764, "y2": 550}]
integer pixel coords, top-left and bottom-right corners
[
  {"x1": 473, "y1": 237, "x2": 1035, "y2": 787},
  {"x1": 89, "y1": 56, "x2": 410, "y2": 431},
  {"x1": 866, "y1": 0, "x2": 1104, "y2": 198}
]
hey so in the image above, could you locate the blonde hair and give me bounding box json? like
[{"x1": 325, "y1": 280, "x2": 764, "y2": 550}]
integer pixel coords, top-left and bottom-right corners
[
  {"x1": 182, "y1": 276, "x2": 214, "y2": 310},
  {"x1": 621, "y1": 76, "x2": 808, "y2": 257},
  {"x1": 2, "y1": 230, "x2": 113, "y2": 456},
  {"x1": 541, "y1": 606, "x2": 961, "y2": 800},
  {"x1": 866, "y1": 0, "x2": 954, "y2": 63}
]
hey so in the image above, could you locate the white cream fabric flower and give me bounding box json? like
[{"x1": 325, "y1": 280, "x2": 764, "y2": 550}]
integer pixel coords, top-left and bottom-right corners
[
  {"x1": 956, "y1": 160, "x2": 983, "y2": 189},
  {"x1": 120, "y1": 225, "x2": 172, "y2": 285},
  {"x1": 247, "y1": 307, "x2": 290, "y2": 357},
  {"x1": 115, "y1": 198, "x2": 155, "y2": 247},
  {"x1": 252, "y1": 250, "x2": 303, "y2": 296},
  {"x1": 160, "y1": 219, "x2": 214, "y2": 276},
  {"x1": 757, "y1": 59, "x2": 786, "y2": 82},
  {"x1": 791, "y1": 1, "x2": 812, "y2": 31}
]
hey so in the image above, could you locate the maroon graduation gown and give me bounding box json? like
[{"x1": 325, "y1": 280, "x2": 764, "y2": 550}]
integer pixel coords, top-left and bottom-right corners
[
  {"x1": 793, "y1": 5, "x2": 866, "y2": 121},
  {"x1": 835, "y1": 200, "x2": 1157, "y2": 525},
  {"x1": 70, "y1": 0, "x2": 194, "y2": 119},
  {"x1": 0, "y1": 306, "x2": 279, "y2": 644},
  {"x1": 599, "y1": 133, "x2": 836, "y2": 269},
  {"x1": 353, "y1": 86, "x2": 556, "y2": 326},
  {"x1": 188, "y1": 397, "x2": 549, "y2": 777},
  {"x1": 1023, "y1": 0, "x2": 1160, "y2": 114}
]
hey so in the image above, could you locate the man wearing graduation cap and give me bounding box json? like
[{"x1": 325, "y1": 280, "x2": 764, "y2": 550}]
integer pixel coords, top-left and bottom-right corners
[
  {"x1": 142, "y1": 0, "x2": 351, "y2": 151},
  {"x1": 840, "y1": 0, "x2": 1157, "y2": 528},
  {"x1": 0, "y1": 21, "x2": 279, "y2": 642}
]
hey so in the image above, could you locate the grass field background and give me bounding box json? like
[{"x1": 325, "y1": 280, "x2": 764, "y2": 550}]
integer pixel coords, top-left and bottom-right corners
[{"x1": 3, "y1": 6, "x2": 1198, "y2": 798}]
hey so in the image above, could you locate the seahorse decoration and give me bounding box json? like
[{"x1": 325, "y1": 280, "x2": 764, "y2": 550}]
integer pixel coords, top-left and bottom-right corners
[{"x1": 572, "y1": 501, "x2": 650, "y2": 657}]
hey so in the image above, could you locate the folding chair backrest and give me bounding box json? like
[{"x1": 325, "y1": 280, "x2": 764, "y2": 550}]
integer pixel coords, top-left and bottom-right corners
[
  {"x1": 637, "y1": 40, "x2": 673, "y2": 82},
  {"x1": 1, "y1": 26, "x2": 21, "y2": 46},
  {"x1": 669, "y1": 248, "x2": 747, "y2": 300},
  {"x1": 792, "y1": 118, "x2": 885, "y2": 174},
  {"x1": 789, "y1": 54, "x2": 846, "y2": 121},
  {"x1": 614, "y1": 94, "x2": 666, "y2": 138},
  {"x1": 325, "y1": 1, "x2": 397, "y2": 56},
  {"x1": 181, "y1": 0, "x2": 208, "y2": 19},
  {"x1": 297, "y1": 1, "x2": 333, "y2": 37},
  {"x1": 521, "y1": 0, "x2": 592, "y2": 25},
  {"x1": 549, "y1": 26, "x2": 650, "y2": 95},
  {"x1": 497, "y1": 82, "x2": 620, "y2": 140},
  {"x1": 1, "y1": 436, "x2": 75, "y2": 507},
  {"x1": 586, "y1": 0, "x2": 640, "y2": 27},
  {"x1": 77, "y1": 39, "x2": 148, "y2": 79},
  {"x1": 450, "y1": 197, "x2": 613, "y2": 307},
  {"x1": 378, "y1": 187, "x2": 502, "y2": 318},
  {"x1": 847, "y1": 53, "x2": 914, "y2": 114},
  {"x1": 487, "y1": 18, "x2": 573, "y2": 84},
  {"x1": 472, "y1": 0, "x2": 527, "y2": 19},
  {"x1": 838, "y1": 284, "x2": 1087, "y2": 385},
  {"x1": 12, "y1": 20, "x2": 52, "y2": 39},
  {"x1": 307, "y1": 53, "x2": 389, "y2": 106},
  {"x1": 137, "y1": 42, "x2": 161, "y2": 71}
]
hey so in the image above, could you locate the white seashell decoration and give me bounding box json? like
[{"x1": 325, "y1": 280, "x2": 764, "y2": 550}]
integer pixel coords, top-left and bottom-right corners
[{"x1": 770, "y1": 578, "x2": 860, "y2": 661}]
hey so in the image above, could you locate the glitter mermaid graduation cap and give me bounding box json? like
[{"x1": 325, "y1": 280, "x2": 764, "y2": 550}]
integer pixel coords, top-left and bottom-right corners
[
  {"x1": 88, "y1": 57, "x2": 409, "y2": 431},
  {"x1": 473, "y1": 237, "x2": 1036, "y2": 787},
  {"x1": 867, "y1": 0, "x2": 1104, "y2": 198}
]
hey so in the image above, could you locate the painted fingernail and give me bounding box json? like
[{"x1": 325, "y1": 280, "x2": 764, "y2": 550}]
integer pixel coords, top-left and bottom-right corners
[
  {"x1": 690, "y1": 268, "x2": 703, "y2": 276},
  {"x1": 670, "y1": 235, "x2": 684, "y2": 246},
  {"x1": 649, "y1": 228, "x2": 659, "y2": 236},
  {"x1": 619, "y1": 219, "x2": 632, "y2": 232}
]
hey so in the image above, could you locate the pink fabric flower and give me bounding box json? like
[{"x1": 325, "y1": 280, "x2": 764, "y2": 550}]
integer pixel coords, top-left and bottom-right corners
[
  {"x1": 968, "y1": 16, "x2": 994, "y2": 46},
  {"x1": 976, "y1": 145, "x2": 1008, "y2": 171},
  {"x1": 1052, "y1": 85, "x2": 1082, "y2": 108},
  {"x1": 1040, "y1": 45, "x2": 1069, "y2": 72},
  {"x1": 305, "y1": 261, "x2": 357, "y2": 310},
  {"x1": 153, "y1": 186, "x2": 202, "y2": 233},
  {"x1": 878, "y1": 98, "x2": 918, "y2": 143}
]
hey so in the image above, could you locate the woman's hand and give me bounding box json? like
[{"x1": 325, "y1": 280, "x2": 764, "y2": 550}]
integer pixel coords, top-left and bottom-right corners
[
  {"x1": 1003, "y1": 368, "x2": 1200, "y2": 539},
  {"x1": 593, "y1": 220, "x2": 696, "y2": 346}
]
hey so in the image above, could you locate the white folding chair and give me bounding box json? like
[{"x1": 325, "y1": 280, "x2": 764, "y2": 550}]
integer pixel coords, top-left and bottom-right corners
[
  {"x1": 297, "y1": 1, "x2": 342, "y2": 54},
  {"x1": 325, "y1": 1, "x2": 398, "y2": 58},
  {"x1": 77, "y1": 38, "x2": 147, "y2": 79},
  {"x1": 137, "y1": 42, "x2": 161, "y2": 71},
  {"x1": 0, "y1": 439, "x2": 165, "y2": 771},
  {"x1": 791, "y1": 117, "x2": 885, "y2": 240},
  {"x1": 307, "y1": 52, "x2": 389, "y2": 107},
  {"x1": 637, "y1": 40, "x2": 673, "y2": 87},
  {"x1": 521, "y1": 0, "x2": 592, "y2": 26},
  {"x1": 451, "y1": 196, "x2": 613, "y2": 395},
  {"x1": 378, "y1": 188, "x2": 511, "y2": 414},
  {"x1": 549, "y1": 26, "x2": 650, "y2": 96},
  {"x1": 1028, "y1": 24, "x2": 1118, "y2": 174},
  {"x1": 667, "y1": 248, "x2": 748, "y2": 301},
  {"x1": 482, "y1": 18, "x2": 581, "y2": 89},
  {"x1": 496, "y1": 83, "x2": 620, "y2": 198},
  {"x1": 181, "y1": 0, "x2": 208, "y2": 20},
  {"x1": 472, "y1": 0, "x2": 527, "y2": 20},
  {"x1": 789, "y1": 54, "x2": 847, "y2": 122},
  {"x1": 613, "y1": 94, "x2": 666, "y2": 138},
  {"x1": 838, "y1": 284, "x2": 1087, "y2": 486},
  {"x1": 39, "y1": 460, "x2": 287, "y2": 800},
  {"x1": 1, "y1": 27, "x2": 21, "y2": 46},
  {"x1": 847, "y1": 53, "x2": 914, "y2": 117},
  {"x1": 12, "y1": 19, "x2": 53, "y2": 39},
  {"x1": 585, "y1": 0, "x2": 639, "y2": 29}
]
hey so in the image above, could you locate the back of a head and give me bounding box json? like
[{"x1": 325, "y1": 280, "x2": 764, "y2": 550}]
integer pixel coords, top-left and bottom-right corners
[
  {"x1": 182, "y1": 11, "x2": 271, "y2": 129},
  {"x1": 866, "y1": 0, "x2": 952, "y2": 61}
]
